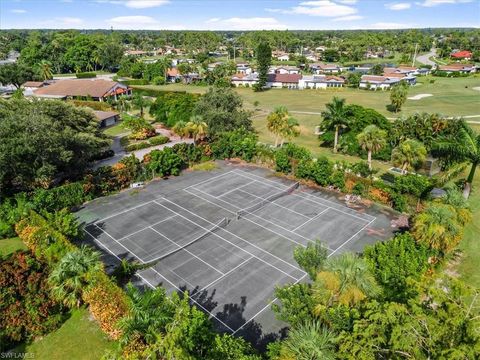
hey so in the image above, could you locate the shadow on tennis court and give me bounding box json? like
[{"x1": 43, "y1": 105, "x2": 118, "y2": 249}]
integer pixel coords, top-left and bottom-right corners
[{"x1": 75, "y1": 160, "x2": 400, "y2": 348}]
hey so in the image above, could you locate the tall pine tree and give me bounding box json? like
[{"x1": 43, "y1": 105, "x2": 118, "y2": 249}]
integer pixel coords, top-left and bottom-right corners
[{"x1": 254, "y1": 42, "x2": 271, "y2": 91}]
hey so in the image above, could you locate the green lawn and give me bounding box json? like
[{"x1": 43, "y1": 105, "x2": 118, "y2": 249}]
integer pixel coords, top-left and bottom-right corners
[
  {"x1": 135, "y1": 75, "x2": 480, "y2": 118},
  {"x1": 0, "y1": 237, "x2": 27, "y2": 256},
  {"x1": 103, "y1": 122, "x2": 128, "y2": 136},
  {"x1": 12, "y1": 308, "x2": 116, "y2": 360}
]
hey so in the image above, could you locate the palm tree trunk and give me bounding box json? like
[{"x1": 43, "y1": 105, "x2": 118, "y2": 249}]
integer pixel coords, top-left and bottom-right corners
[
  {"x1": 463, "y1": 162, "x2": 477, "y2": 199},
  {"x1": 274, "y1": 134, "x2": 279, "y2": 147},
  {"x1": 334, "y1": 125, "x2": 339, "y2": 153},
  {"x1": 367, "y1": 150, "x2": 372, "y2": 170}
]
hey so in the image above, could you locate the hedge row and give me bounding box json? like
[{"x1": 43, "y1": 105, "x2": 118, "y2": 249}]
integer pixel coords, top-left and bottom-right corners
[
  {"x1": 129, "y1": 86, "x2": 187, "y2": 97},
  {"x1": 126, "y1": 135, "x2": 169, "y2": 152},
  {"x1": 15, "y1": 211, "x2": 131, "y2": 339},
  {"x1": 76, "y1": 72, "x2": 97, "y2": 79},
  {"x1": 120, "y1": 79, "x2": 150, "y2": 86}
]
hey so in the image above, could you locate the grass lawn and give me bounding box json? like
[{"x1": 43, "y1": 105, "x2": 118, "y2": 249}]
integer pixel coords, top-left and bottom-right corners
[
  {"x1": 103, "y1": 122, "x2": 128, "y2": 136},
  {"x1": 0, "y1": 237, "x2": 27, "y2": 256},
  {"x1": 12, "y1": 308, "x2": 116, "y2": 360},
  {"x1": 135, "y1": 75, "x2": 480, "y2": 118}
]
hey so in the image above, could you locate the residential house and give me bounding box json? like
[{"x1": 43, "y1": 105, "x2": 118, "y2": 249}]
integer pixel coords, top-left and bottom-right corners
[
  {"x1": 305, "y1": 54, "x2": 318, "y2": 62},
  {"x1": 384, "y1": 66, "x2": 419, "y2": 76},
  {"x1": 33, "y1": 79, "x2": 131, "y2": 101},
  {"x1": 231, "y1": 73, "x2": 259, "y2": 87},
  {"x1": 439, "y1": 63, "x2": 476, "y2": 74},
  {"x1": 207, "y1": 62, "x2": 223, "y2": 71},
  {"x1": 125, "y1": 50, "x2": 148, "y2": 57},
  {"x1": 93, "y1": 110, "x2": 120, "y2": 128},
  {"x1": 270, "y1": 65, "x2": 300, "y2": 74},
  {"x1": 236, "y1": 63, "x2": 252, "y2": 75},
  {"x1": 382, "y1": 73, "x2": 417, "y2": 85},
  {"x1": 167, "y1": 68, "x2": 182, "y2": 82},
  {"x1": 310, "y1": 63, "x2": 341, "y2": 74},
  {"x1": 359, "y1": 75, "x2": 414, "y2": 90},
  {"x1": 273, "y1": 51, "x2": 290, "y2": 61},
  {"x1": 22, "y1": 81, "x2": 45, "y2": 96},
  {"x1": 299, "y1": 75, "x2": 345, "y2": 89},
  {"x1": 451, "y1": 50, "x2": 472, "y2": 60},
  {"x1": 266, "y1": 74, "x2": 302, "y2": 89}
]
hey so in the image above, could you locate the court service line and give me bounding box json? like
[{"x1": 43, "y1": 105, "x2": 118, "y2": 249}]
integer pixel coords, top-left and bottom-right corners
[
  {"x1": 149, "y1": 226, "x2": 225, "y2": 276},
  {"x1": 193, "y1": 256, "x2": 253, "y2": 295},
  {"x1": 116, "y1": 214, "x2": 178, "y2": 241},
  {"x1": 183, "y1": 188, "x2": 326, "y2": 255},
  {"x1": 183, "y1": 170, "x2": 236, "y2": 191},
  {"x1": 85, "y1": 226, "x2": 237, "y2": 333},
  {"x1": 232, "y1": 169, "x2": 376, "y2": 222},
  {"x1": 94, "y1": 200, "x2": 154, "y2": 224},
  {"x1": 292, "y1": 207, "x2": 330, "y2": 232},
  {"x1": 190, "y1": 186, "x2": 317, "y2": 246},
  {"x1": 155, "y1": 198, "x2": 302, "y2": 280},
  {"x1": 328, "y1": 218, "x2": 376, "y2": 257}
]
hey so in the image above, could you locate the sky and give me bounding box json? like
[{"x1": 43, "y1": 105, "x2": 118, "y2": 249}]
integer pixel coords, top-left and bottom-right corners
[{"x1": 1, "y1": 0, "x2": 479, "y2": 30}]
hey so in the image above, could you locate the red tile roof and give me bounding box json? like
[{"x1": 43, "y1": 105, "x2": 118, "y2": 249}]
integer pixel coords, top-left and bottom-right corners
[
  {"x1": 451, "y1": 50, "x2": 472, "y2": 58},
  {"x1": 167, "y1": 68, "x2": 180, "y2": 77},
  {"x1": 268, "y1": 73, "x2": 302, "y2": 83}
]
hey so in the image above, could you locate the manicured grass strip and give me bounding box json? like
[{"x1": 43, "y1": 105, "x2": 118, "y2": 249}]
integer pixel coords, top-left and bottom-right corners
[
  {"x1": 0, "y1": 237, "x2": 27, "y2": 256},
  {"x1": 12, "y1": 308, "x2": 117, "y2": 360}
]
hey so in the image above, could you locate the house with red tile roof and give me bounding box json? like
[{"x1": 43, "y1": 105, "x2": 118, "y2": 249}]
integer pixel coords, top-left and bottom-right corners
[
  {"x1": 267, "y1": 73, "x2": 302, "y2": 88},
  {"x1": 439, "y1": 63, "x2": 476, "y2": 74},
  {"x1": 451, "y1": 50, "x2": 472, "y2": 59}
]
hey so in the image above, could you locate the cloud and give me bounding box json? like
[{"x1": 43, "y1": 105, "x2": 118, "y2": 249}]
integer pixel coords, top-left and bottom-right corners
[
  {"x1": 337, "y1": 0, "x2": 358, "y2": 3},
  {"x1": 56, "y1": 17, "x2": 84, "y2": 25},
  {"x1": 416, "y1": 0, "x2": 472, "y2": 6},
  {"x1": 204, "y1": 17, "x2": 288, "y2": 30},
  {"x1": 267, "y1": 0, "x2": 358, "y2": 17},
  {"x1": 332, "y1": 15, "x2": 363, "y2": 21},
  {"x1": 368, "y1": 22, "x2": 413, "y2": 29},
  {"x1": 11, "y1": 9, "x2": 27, "y2": 13},
  {"x1": 386, "y1": 2, "x2": 412, "y2": 10},
  {"x1": 94, "y1": 0, "x2": 169, "y2": 7},
  {"x1": 106, "y1": 15, "x2": 183, "y2": 30}
]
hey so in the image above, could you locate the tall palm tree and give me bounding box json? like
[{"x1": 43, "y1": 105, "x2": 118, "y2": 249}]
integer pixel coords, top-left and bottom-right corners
[
  {"x1": 132, "y1": 93, "x2": 151, "y2": 118},
  {"x1": 280, "y1": 321, "x2": 335, "y2": 360},
  {"x1": 280, "y1": 116, "x2": 301, "y2": 146},
  {"x1": 312, "y1": 252, "x2": 380, "y2": 315},
  {"x1": 117, "y1": 95, "x2": 131, "y2": 112},
  {"x1": 391, "y1": 139, "x2": 427, "y2": 173},
  {"x1": 185, "y1": 115, "x2": 208, "y2": 145},
  {"x1": 157, "y1": 56, "x2": 172, "y2": 83},
  {"x1": 321, "y1": 97, "x2": 348, "y2": 153},
  {"x1": 357, "y1": 125, "x2": 387, "y2": 170},
  {"x1": 266, "y1": 106, "x2": 288, "y2": 147},
  {"x1": 38, "y1": 60, "x2": 53, "y2": 81},
  {"x1": 48, "y1": 245, "x2": 102, "y2": 308},
  {"x1": 433, "y1": 123, "x2": 480, "y2": 198}
]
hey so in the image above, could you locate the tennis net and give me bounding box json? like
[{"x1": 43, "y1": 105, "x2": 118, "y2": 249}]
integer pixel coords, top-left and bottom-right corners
[
  {"x1": 153, "y1": 217, "x2": 230, "y2": 262},
  {"x1": 236, "y1": 182, "x2": 299, "y2": 219}
]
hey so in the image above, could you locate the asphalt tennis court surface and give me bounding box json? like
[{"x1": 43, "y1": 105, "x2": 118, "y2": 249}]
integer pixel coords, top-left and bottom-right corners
[{"x1": 76, "y1": 161, "x2": 398, "y2": 345}]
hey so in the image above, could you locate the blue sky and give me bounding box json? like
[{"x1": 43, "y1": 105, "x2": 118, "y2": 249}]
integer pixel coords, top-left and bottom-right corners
[{"x1": 1, "y1": 0, "x2": 479, "y2": 30}]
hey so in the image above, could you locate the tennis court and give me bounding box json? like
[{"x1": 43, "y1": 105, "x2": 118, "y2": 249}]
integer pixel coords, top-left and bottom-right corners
[{"x1": 78, "y1": 162, "x2": 397, "y2": 342}]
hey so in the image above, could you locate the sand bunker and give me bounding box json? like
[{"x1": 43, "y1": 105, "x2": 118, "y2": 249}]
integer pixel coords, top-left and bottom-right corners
[
  {"x1": 408, "y1": 93, "x2": 433, "y2": 100},
  {"x1": 472, "y1": 87, "x2": 480, "y2": 91}
]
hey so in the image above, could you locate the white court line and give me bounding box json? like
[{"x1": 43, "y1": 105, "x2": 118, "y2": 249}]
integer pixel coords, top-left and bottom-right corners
[
  {"x1": 184, "y1": 188, "x2": 330, "y2": 256},
  {"x1": 117, "y1": 214, "x2": 178, "y2": 241},
  {"x1": 149, "y1": 226, "x2": 225, "y2": 275},
  {"x1": 184, "y1": 170, "x2": 236, "y2": 191},
  {"x1": 84, "y1": 226, "x2": 236, "y2": 333},
  {"x1": 94, "y1": 200, "x2": 154, "y2": 224},
  {"x1": 193, "y1": 256, "x2": 253, "y2": 295},
  {"x1": 155, "y1": 198, "x2": 302, "y2": 280},
  {"x1": 328, "y1": 218, "x2": 376, "y2": 257},
  {"x1": 93, "y1": 224, "x2": 146, "y2": 264},
  {"x1": 233, "y1": 169, "x2": 376, "y2": 222},
  {"x1": 292, "y1": 207, "x2": 330, "y2": 232},
  {"x1": 190, "y1": 186, "x2": 316, "y2": 246}
]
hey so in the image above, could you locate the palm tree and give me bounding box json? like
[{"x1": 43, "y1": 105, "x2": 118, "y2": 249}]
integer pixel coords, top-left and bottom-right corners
[
  {"x1": 280, "y1": 321, "x2": 335, "y2": 360},
  {"x1": 132, "y1": 93, "x2": 151, "y2": 118},
  {"x1": 157, "y1": 56, "x2": 172, "y2": 83},
  {"x1": 48, "y1": 245, "x2": 102, "y2": 308},
  {"x1": 391, "y1": 139, "x2": 427, "y2": 173},
  {"x1": 356, "y1": 125, "x2": 387, "y2": 170},
  {"x1": 321, "y1": 97, "x2": 348, "y2": 153},
  {"x1": 312, "y1": 252, "x2": 380, "y2": 315},
  {"x1": 38, "y1": 60, "x2": 53, "y2": 81},
  {"x1": 433, "y1": 123, "x2": 480, "y2": 198},
  {"x1": 117, "y1": 95, "x2": 131, "y2": 112},
  {"x1": 172, "y1": 120, "x2": 188, "y2": 139},
  {"x1": 266, "y1": 106, "x2": 288, "y2": 147},
  {"x1": 280, "y1": 116, "x2": 300, "y2": 146},
  {"x1": 185, "y1": 115, "x2": 208, "y2": 145},
  {"x1": 412, "y1": 203, "x2": 471, "y2": 254}
]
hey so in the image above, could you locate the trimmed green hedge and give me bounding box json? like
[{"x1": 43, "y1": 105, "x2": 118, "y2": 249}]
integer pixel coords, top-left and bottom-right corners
[
  {"x1": 76, "y1": 72, "x2": 97, "y2": 79},
  {"x1": 130, "y1": 86, "x2": 187, "y2": 97},
  {"x1": 120, "y1": 79, "x2": 149, "y2": 86}
]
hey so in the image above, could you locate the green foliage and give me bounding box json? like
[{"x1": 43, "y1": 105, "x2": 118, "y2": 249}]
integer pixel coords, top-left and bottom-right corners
[
  {"x1": 389, "y1": 81, "x2": 409, "y2": 112},
  {"x1": 0, "y1": 251, "x2": 64, "y2": 350},
  {"x1": 171, "y1": 143, "x2": 206, "y2": 165},
  {"x1": 364, "y1": 233, "x2": 430, "y2": 302},
  {"x1": 293, "y1": 240, "x2": 328, "y2": 280},
  {"x1": 391, "y1": 139, "x2": 427, "y2": 172},
  {"x1": 150, "y1": 92, "x2": 199, "y2": 127},
  {"x1": 210, "y1": 130, "x2": 259, "y2": 162},
  {"x1": 275, "y1": 143, "x2": 312, "y2": 174},
  {"x1": 42, "y1": 209, "x2": 81, "y2": 240},
  {"x1": 0, "y1": 62, "x2": 39, "y2": 88},
  {"x1": 255, "y1": 42, "x2": 272, "y2": 90},
  {"x1": 352, "y1": 182, "x2": 365, "y2": 196},
  {"x1": 209, "y1": 334, "x2": 261, "y2": 360},
  {"x1": 144, "y1": 147, "x2": 184, "y2": 177},
  {"x1": 272, "y1": 283, "x2": 315, "y2": 328},
  {"x1": 193, "y1": 87, "x2": 253, "y2": 134},
  {"x1": 147, "y1": 135, "x2": 169, "y2": 146},
  {"x1": 0, "y1": 99, "x2": 109, "y2": 196},
  {"x1": 75, "y1": 72, "x2": 96, "y2": 79},
  {"x1": 394, "y1": 174, "x2": 432, "y2": 197},
  {"x1": 329, "y1": 170, "x2": 346, "y2": 190}
]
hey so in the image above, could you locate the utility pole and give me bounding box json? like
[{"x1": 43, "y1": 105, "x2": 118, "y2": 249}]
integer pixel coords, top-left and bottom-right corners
[{"x1": 412, "y1": 43, "x2": 418, "y2": 67}]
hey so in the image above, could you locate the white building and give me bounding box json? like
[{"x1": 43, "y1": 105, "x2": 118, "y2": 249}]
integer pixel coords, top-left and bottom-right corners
[{"x1": 299, "y1": 75, "x2": 345, "y2": 90}]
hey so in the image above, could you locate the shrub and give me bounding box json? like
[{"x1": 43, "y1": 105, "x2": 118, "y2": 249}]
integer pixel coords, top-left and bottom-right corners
[
  {"x1": 120, "y1": 79, "x2": 149, "y2": 86},
  {"x1": 143, "y1": 147, "x2": 184, "y2": 177},
  {"x1": 126, "y1": 142, "x2": 152, "y2": 152},
  {"x1": 394, "y1": 174, "x2": 432, "y2": 198},
  {"x1": 275, "y1": 144, "x2": 311, "y2": 174},
  {"x1": 31, "y1": 181, "x2": 90, "y2": 213},
  {"x1": 76, "y1": 72, "x2": 96, "y2": 79},
  {"x1": 312, "y1": 157, "x2": 333, "y2": 186},
  {"x1": 352, "y1": 161, "x2": 373, "y2": 178},
  {"x1": 352, "y1": 182, "x2": 365, "y2": 196},
  {"x1": 0, "y1": 251, "x2": 64, "y2": 350},
  {"x1": 210, "y1": 130, "x2": 259, "y2": 162},
  {"x1": 330, "y1": 170, "x2": 346, "y2": 190},
  {"x1": 148, "y1": 135, "x2": 169, "y2": 146},
  {"x1": 70, "y1": 100, "x2": 112, "y2": 111},
  {"x1": 171, "y1": 142, "x2": 206, "y2": 165},
  {"x1": 275, "y1": 149, "x2": 291, "y2": 173},
  {"x1": 364, "y1": 232, "x2": 430, "y2": 302}
]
